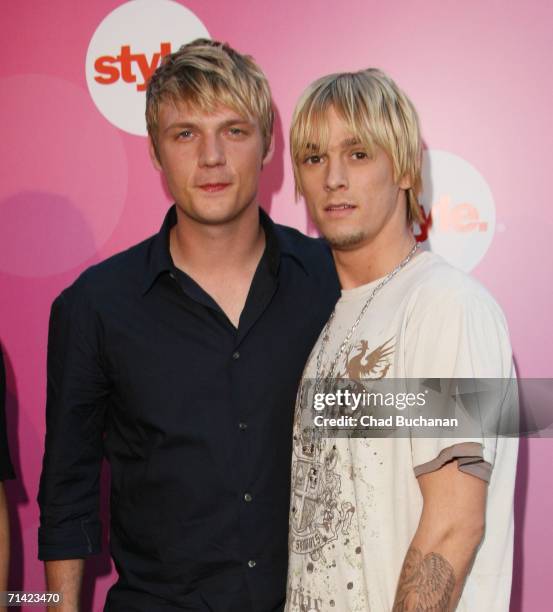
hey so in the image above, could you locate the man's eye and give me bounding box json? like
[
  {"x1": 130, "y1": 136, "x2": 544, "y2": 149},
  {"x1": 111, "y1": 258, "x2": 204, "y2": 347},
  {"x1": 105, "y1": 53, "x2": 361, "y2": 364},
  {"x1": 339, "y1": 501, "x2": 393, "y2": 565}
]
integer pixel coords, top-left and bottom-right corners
[
  {"x1": 352, "y1": 151, "x2": 368, "y2": 160},
  {"x1": 304, "y1": 155, "x2": 323, "y2": 164},
  {"x1": 229, "y1": 127, "x2": 245, "y2": 136},
  {"x1": 177, "y1": 130, "x2": 193, "y2": 139}
]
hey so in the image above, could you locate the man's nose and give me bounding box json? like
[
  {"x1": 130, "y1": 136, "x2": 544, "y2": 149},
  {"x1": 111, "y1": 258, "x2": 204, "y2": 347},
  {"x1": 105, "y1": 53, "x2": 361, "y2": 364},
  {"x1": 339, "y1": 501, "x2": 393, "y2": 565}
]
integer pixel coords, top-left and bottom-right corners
[
  {"x1": 198, "y1": 133, "x2": 226, "y2": 167},
  {"x1": 324, "y1": 157, "x2": 348, "y2": 191}
]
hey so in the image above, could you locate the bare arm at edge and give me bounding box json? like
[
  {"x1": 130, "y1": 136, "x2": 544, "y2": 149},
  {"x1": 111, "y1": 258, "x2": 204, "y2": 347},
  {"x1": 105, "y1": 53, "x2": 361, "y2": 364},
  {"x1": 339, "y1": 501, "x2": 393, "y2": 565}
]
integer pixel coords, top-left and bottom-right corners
[
  {"x1": 45, "y1": 559, "x2": 84, "y2": 612},
  {"x1": 0, "y1": 483, "x2": 9, "y2": 611}
]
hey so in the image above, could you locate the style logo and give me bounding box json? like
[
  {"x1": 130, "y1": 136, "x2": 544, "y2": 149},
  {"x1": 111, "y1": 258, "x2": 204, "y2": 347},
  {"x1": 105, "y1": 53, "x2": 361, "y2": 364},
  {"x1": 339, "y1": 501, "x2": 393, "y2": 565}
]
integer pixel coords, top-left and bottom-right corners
[
  {"x1": 94, "y1": 42, "x2": 173, "y2": 92},
  {"x1": 415, "y1": 150, "x2": 496, "y2": 271},
  {"x1": 85, "y1": 0, "x2": 209, "y2": 136}
]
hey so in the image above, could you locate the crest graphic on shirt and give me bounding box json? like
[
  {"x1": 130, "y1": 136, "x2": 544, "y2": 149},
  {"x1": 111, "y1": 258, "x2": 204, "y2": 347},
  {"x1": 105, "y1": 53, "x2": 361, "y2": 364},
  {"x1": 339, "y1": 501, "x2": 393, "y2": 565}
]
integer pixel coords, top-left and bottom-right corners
[
  {"x1": 291, "y1": 436, "x2": 355, "y2": 565},
  {"x1": 289, "y1": 335, "x2": 394, "y2": 565}
]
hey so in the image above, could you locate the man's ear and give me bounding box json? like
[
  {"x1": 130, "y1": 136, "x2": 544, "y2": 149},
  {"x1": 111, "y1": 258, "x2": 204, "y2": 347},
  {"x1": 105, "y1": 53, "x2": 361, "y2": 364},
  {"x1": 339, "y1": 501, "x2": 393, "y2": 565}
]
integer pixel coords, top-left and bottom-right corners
[
  {"x1": 148, "y1": 136, "x2": 162, "y2": 171},
  {"x1": 398, "y1": 173, "x2": 412, "y2": 190},
  {"x1": 261, "y1": 134, "x2": 275, "y2": 168}
]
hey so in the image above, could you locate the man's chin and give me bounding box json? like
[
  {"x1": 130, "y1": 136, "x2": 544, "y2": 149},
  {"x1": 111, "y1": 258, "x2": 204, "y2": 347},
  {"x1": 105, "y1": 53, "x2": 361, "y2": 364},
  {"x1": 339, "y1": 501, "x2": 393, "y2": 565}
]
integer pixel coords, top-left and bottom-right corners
[
  {"x1": 323, "y1": 230, "x2": 367, "y2": 250},
  {"x1": 179, "y1": 202, "x2": 254, "y2": 227}
]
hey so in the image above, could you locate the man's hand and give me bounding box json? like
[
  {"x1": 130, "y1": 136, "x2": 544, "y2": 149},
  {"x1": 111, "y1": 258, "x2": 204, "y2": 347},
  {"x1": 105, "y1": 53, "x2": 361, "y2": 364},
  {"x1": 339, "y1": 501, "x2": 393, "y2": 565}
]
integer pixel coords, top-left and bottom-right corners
[
  {"x1": 392, "y1": 459, "x2": 487, "y2": 611},
  {"x1": 45, "y1": 559, "x2": 85, "y2": 612}
]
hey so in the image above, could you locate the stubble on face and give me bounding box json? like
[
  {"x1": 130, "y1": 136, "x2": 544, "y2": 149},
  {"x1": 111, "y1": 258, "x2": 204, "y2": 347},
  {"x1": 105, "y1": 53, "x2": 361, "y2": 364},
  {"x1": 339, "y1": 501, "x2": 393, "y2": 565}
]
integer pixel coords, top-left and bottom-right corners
[
  {"x1": 299, "y1": 106, "x2": 409, "y2": 257},
  {"x1": 323, "y1": 228, "x2": 368, "y2": 250}
]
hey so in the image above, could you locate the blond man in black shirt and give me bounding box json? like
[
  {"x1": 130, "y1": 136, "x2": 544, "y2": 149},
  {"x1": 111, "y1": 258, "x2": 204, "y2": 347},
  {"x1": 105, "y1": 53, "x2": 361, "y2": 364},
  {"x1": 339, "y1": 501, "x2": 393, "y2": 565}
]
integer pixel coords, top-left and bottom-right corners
[{"x1": 38, "y1": 40, "x2": 339, "y2": 612}]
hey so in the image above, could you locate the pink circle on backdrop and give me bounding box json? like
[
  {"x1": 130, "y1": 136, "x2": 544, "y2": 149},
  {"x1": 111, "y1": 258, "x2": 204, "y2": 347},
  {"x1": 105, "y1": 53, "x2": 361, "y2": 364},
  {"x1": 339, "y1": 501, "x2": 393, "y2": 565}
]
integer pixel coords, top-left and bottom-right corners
[{"x1": 0, "y1": 74, "x2": 128, "y2": 277}]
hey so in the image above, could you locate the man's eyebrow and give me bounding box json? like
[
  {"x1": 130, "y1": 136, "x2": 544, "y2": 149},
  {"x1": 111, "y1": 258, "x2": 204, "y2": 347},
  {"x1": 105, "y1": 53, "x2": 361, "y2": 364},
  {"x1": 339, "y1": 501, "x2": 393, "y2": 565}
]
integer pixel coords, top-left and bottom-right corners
[
  {"x1": 164, "y1": 121, "x2": 195, "y2": 133},
  {"x1": 218, "y1": 118, "x2": 254, "y2": 128},
  {"x1": 303, "y1": 137, "x2": 362, "y2": 150},
  {"x1": 163, "y1": 118, "x2": 253, "y2": 134},
  {"x1": 342, "y1": 137, "x2": 361, "y2": 147}
]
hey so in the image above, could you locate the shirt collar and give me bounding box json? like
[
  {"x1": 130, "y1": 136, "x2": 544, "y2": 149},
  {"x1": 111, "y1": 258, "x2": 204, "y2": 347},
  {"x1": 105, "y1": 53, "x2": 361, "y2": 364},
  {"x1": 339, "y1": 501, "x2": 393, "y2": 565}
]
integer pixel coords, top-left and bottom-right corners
[
  {"x1": 259, "y1": 207, "x2": 309, "y2": 275},
  {"x1": 141, "y1": 206, "x2": 176, "y2": 295},
  {"x1": 142, "y1": 205, "x2": 308, "y2": 295}
]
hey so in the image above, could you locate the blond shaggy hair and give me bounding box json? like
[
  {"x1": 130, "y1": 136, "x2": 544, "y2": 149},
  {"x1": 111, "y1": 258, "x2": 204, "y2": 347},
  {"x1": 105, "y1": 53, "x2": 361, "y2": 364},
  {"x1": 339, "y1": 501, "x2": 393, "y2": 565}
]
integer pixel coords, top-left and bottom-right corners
[
  {"x1": 146, "y1": 38, "x2": 273, "y2": 156},
  {"x1": 290, "y1": 68, "x2": 424, "y2": 224}
]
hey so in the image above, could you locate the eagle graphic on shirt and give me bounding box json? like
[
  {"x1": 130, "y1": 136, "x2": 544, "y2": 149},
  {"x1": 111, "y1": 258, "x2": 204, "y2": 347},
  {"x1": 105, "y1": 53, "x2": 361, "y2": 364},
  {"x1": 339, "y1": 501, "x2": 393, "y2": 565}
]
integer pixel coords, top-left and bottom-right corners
[{"x1": 340, "y1": 337, "x2": 395, "y2": 379}]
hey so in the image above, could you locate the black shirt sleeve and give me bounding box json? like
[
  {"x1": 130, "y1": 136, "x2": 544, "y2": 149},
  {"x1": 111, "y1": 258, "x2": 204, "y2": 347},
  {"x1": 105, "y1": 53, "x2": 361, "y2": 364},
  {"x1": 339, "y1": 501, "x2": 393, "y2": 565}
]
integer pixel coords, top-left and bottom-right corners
[
  {"x1": 37, "y1": 286, "x2": 109, "y2": 560},
  {"x1": 0, "y1": 347, "x2": 15, "y2": 481}
]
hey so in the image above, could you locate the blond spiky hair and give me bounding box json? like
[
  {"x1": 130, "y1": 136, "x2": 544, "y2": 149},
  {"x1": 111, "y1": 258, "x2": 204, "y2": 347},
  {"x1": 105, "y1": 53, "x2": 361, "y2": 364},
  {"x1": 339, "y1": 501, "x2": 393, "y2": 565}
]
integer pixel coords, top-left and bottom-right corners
[{"x1": 146, "y1": 38, "x2": 273, "y2": 157}]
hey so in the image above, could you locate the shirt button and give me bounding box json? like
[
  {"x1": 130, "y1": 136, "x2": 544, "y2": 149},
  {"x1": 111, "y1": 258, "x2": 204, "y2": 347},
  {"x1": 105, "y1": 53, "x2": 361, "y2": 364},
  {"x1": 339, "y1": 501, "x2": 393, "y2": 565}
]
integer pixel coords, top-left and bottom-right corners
[
  {"x1": 232, "y1": 351, "x2": 240, "y2": 360},
  {"x1": 244, "y1": 492, "x2": 253, "y2": 502},
  {"x1": 247, "y1": 560, "x2": 256, "y2": 568},
  {"x1": 239, "y1": 422, "x2": 248, "y2": 431}
]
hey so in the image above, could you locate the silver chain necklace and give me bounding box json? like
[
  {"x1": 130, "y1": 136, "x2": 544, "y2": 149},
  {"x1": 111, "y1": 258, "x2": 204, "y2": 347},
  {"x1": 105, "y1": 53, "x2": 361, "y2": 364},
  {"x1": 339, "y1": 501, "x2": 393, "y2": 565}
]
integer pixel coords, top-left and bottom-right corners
[{"x1": 315, "y1": 241, "x2": 419, "y2": 385}]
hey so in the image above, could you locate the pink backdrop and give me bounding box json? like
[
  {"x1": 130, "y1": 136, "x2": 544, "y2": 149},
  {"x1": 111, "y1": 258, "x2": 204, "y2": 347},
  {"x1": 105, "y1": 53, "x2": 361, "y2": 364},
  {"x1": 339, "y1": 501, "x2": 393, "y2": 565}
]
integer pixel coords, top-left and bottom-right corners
[{"x1": 1, "y1": 1, "x2": 552, "y2": 609}]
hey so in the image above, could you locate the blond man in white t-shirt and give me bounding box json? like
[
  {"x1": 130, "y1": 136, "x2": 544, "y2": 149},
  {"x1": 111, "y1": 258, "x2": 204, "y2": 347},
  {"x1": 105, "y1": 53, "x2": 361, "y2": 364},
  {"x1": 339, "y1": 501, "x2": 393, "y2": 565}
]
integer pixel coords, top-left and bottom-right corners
[{"x1": 285, "y1": 69, "x2": 518, "y2": 611}]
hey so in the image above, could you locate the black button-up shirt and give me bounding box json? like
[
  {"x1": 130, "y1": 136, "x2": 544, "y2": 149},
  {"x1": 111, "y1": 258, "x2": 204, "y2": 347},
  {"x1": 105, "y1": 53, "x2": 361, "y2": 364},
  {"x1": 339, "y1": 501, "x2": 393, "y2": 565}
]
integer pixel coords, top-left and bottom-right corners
[{"x1": 38, "y1": 206, "x2": 339, "y2": 612}]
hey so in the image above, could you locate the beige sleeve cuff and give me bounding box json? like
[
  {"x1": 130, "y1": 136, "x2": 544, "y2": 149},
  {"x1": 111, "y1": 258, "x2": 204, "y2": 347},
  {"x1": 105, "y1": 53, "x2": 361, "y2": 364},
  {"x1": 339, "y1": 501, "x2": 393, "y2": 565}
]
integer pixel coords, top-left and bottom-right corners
[{"x1": 413, "y1": 442, "x2": 492, "y2": 483}]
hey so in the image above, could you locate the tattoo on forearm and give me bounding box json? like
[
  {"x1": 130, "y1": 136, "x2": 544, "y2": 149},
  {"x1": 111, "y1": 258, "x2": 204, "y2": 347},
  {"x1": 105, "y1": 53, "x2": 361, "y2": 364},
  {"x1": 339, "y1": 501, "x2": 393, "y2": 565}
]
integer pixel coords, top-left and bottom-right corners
[{"x1": 392, "y1": 546, "x2": 455, "y2": 611}]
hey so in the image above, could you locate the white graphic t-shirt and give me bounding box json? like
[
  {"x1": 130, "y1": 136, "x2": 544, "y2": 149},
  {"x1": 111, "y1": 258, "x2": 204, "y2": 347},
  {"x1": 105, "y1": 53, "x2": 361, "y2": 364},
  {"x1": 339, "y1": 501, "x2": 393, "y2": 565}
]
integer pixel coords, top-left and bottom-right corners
[{"x1": 286, "y1": 251, "x2": 518, "y2": 612}]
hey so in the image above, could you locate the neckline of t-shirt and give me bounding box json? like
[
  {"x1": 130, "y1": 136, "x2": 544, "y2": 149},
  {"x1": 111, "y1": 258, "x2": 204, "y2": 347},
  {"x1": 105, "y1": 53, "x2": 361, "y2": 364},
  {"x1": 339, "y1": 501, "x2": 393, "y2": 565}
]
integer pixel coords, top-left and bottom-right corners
[{"x1": 339, "y1": 249, "x2": 434, "y2": 301}]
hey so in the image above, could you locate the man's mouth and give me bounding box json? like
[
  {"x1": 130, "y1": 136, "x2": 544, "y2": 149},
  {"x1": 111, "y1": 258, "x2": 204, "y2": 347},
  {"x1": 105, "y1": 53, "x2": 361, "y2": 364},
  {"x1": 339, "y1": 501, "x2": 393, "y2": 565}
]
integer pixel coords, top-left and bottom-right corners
[
  {"x1": 324, "y1": 203, "x2": 356, "y2": 214},
  {"x1": 198, "y1": 183, "x2": 231, "y2": 192}
]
